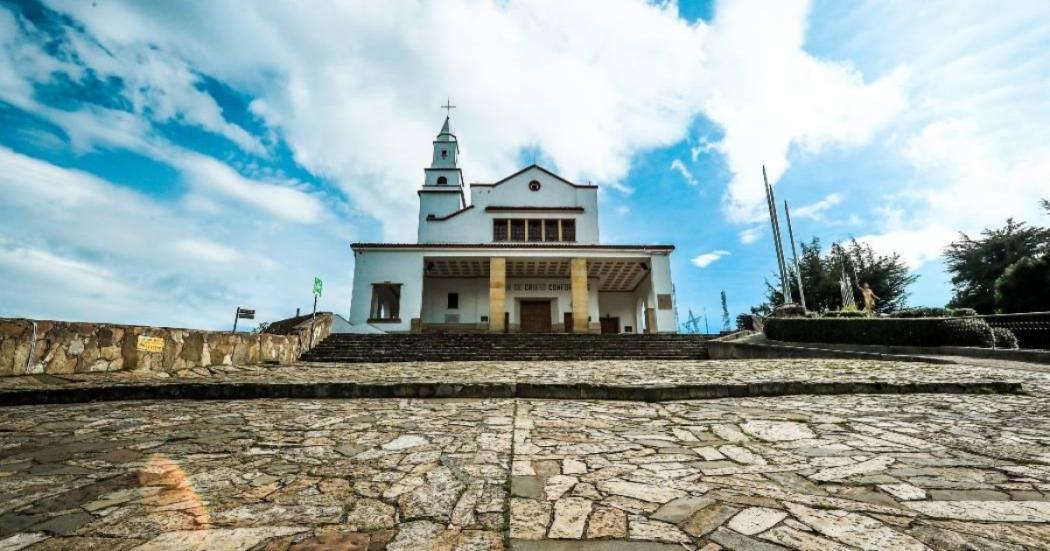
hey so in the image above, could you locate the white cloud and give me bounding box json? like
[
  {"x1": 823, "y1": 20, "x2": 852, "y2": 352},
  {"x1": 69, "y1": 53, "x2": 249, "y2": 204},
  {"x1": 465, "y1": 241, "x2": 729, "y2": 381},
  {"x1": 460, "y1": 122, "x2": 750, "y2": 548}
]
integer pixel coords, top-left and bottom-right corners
[
  {"x1": 670, "y1": 159, "x2": 699, "y2": 187},
  {"x1": 691, "y1": 250, "x2": 731, "y2": 268},
  {"x1": 811, "y1": 1, "x2": 1050, "y2": 269},
  {"x1": 31, "y1": 0, "x2": 905, "y2": 240},
  {"x1": 0, "y1": 147, "x2": 349, "y2": 327},
  {"x1": 690, "y1": 138, "x2": 717, "y2": 162},
  {"x1": 700, "y1": 0, "x2": 908, "y2": 224},
  {"x1": 0, "y1": 10, "x2": 325, "y2": 225},
  {"x1": 858, "y1": 117, "x2": 1050, "y2": 266},
  {"x1": 739, "y1": 226, "x2": 764, "y2": 244},
  {"x1": 175, "y1": 240, "x2": 242, "y2": 264},
  {"x1": 177, "y1": 154, "x2": 324, "y2": 224},
  {"x1": 792, "y1": 193, "x2": 843, "y2": 221}
]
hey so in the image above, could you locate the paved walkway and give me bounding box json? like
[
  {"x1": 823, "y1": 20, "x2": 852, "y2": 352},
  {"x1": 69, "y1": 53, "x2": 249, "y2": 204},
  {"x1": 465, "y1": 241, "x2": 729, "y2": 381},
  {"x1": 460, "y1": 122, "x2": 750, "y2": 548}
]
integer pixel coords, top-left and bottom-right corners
[
  {"x1": 0, "y1": 358, "x2": 1048, "y2": 549},
  {"x1": 2, "y1": 358, "x2": 1044, "y2": 391}
]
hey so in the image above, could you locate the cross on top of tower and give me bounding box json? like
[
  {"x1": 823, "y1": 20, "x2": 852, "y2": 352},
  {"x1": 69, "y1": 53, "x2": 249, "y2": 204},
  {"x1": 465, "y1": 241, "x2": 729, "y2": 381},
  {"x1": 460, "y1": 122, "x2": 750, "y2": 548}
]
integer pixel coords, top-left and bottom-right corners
[{"x1": 441, "y1": 98, "x2": 456, "y2": 116}]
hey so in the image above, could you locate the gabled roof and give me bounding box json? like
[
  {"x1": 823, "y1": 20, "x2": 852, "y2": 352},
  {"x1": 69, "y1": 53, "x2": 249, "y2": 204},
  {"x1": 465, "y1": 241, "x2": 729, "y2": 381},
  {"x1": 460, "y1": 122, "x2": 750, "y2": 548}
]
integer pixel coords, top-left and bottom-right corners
[
  {"x1": 470, "y1": 164, "x2": 598, "y2": 189},
  {"x1": 426, "y1": 205, "x2": 475, "y2": 221}
]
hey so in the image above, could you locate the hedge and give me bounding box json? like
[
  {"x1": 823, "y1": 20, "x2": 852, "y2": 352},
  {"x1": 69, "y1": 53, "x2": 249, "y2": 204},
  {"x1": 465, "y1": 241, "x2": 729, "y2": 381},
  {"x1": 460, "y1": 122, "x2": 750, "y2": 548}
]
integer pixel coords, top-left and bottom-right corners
[
  {"x1": 889, "y1": 307, "x2": 978, "y2": 318},
  {"x1": 764, "y1": 317, "x2": 1000, "y2": 348}
]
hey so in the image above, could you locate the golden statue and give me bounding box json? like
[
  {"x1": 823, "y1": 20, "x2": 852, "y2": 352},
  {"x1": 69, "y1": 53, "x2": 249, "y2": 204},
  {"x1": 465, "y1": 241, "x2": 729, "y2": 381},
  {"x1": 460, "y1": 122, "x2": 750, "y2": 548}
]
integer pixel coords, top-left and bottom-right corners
[{"x1": 857, "y1": 282, "x2": 881, "y2": 314}]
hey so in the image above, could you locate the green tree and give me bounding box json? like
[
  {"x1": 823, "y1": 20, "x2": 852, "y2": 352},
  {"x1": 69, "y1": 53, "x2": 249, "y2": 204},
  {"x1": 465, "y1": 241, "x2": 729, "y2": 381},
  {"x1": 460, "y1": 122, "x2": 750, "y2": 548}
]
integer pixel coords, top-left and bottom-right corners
[
  {"x1": 720, "y1": 290, "x2": 730, "y2": 331},
  {"x1": 752, "y1": 238, "x2": 917, "y2": 315},
  {"x1": 994, "y1": 255, "x2": 1050, "y2": 313},
  {"x1": 944, "y1": 219, "x2": 1050, "y2": 314}
]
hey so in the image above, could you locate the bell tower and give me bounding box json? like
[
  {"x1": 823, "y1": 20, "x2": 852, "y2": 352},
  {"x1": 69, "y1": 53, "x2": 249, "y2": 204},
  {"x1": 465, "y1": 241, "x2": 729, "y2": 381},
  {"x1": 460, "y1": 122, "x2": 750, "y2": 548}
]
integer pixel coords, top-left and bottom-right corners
[
  {"x1": 418, "y1": 101, "x2": 466, "y2": 241},
  {"x1": 423, "y1": 115, "x2": 462, "y2": 187}
]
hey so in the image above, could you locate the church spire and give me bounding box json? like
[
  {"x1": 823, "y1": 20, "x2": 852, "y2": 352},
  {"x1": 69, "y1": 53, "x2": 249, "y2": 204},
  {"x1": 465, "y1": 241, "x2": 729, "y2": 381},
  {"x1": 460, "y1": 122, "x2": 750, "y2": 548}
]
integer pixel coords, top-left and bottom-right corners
[
  {"x1": 430, "y1": 105, "x2": 458, "y2": 169},
  {"x1": 422, "y1": 102, "x2": 463, "y2": 190}
]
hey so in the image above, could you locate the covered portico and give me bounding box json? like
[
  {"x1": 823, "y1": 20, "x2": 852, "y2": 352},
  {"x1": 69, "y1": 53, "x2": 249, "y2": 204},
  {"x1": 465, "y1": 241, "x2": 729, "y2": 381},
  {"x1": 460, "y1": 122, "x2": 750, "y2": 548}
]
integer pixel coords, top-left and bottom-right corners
[{"x1": 350, "y1": 244, "x2": 677, "y2": 334}]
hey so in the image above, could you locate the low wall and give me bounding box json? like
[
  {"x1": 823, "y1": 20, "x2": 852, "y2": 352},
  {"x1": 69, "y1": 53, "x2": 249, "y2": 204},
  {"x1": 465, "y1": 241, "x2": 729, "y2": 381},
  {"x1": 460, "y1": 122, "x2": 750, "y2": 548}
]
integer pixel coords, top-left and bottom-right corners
[{"x1": 0, "y1": 314, "x2": 334, "y2": 377}]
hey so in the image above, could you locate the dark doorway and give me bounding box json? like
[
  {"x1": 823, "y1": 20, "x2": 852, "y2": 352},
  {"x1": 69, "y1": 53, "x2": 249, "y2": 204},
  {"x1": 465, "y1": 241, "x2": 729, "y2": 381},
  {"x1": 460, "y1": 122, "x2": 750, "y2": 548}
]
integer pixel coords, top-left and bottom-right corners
[
  {"x1": 520, "y1": 301, "x2": 553, "y2": 333},
  {"x1": 563, "y1": 312, "x2": 574, "y2": 333},
  {"x1": 600, "y1": 316, "x2": 620, "y2": 334}
]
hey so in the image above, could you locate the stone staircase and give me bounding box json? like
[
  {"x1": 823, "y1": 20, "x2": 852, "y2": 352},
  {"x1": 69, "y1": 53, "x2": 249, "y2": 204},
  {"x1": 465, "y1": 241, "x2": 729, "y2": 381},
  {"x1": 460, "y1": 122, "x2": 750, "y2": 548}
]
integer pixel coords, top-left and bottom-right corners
[{"x1": 300, "y1": 333, "x2": 709, "y2": 363}]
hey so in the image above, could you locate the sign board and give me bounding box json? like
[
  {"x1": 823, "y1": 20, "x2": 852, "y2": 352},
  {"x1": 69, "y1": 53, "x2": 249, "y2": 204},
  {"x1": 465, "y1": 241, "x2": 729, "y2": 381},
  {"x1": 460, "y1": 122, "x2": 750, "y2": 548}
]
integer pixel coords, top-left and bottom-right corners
[
  {"x1": 237, "y1": 308, "x2": 256, "y2": 319},
  {"x1": 505, "y1": 279, "x2": 590, "y2": 292},
  {"x1": 313, "y1": 277, "x2": 323, "y2": 297},
  {"x1": 136, "y1": 335, "x2": 165, "y2": 354}
]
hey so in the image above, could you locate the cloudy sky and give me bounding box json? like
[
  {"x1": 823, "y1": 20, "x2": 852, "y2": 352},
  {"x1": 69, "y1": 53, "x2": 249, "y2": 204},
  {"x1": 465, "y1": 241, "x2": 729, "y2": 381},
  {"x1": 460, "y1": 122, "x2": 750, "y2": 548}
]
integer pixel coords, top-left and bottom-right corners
[{"x1": 0, "y1": 0, "x2": 1047, "y2": 330}]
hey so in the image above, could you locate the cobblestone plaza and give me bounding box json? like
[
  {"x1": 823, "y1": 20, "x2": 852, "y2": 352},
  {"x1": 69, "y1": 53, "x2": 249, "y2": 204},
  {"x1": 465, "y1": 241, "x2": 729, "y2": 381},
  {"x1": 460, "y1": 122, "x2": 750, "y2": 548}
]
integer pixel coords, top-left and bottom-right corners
[{"x1": 1, "y1": 358, "x2": 1049, "y2": 550}]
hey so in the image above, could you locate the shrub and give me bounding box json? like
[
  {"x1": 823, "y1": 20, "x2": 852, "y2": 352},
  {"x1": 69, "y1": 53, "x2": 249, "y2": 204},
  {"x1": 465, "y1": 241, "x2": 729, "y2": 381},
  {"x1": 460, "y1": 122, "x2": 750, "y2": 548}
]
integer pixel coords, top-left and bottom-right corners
[
  {"x1": 772, "y1": 304, "x2": 807, "y2": 318},
  {"x1": 765, "y1": 318, "x2": 943, "y2": 346},
  {"x1": 992, "y1": 327, "x2": 1020, "y2": 349},
  {"x1": 822, "y1": 310, "x2": 866, "y2": 318},
  {"x1": 941, "y1": 318, "x2": 995, "y2": 348},
  {"x1": 890, "y1": 307, "x2": 950, "y2": 318},
  {"x1": 764, "y1": 317, "x2": 999, "y2": 348},
  {"x1": 890, "y1": 307, "x2": 979, "y2": 319},
  {"x1": 736, "y1": 314, "x2": 756, "y2": 331}
]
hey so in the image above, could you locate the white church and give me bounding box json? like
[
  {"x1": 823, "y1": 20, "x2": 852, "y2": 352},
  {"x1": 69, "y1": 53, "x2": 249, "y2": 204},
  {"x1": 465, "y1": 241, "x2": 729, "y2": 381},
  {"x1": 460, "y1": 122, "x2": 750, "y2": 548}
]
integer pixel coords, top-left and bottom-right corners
[{"x1": 348, "y1": 114, "x2": 678, "y2": 334}]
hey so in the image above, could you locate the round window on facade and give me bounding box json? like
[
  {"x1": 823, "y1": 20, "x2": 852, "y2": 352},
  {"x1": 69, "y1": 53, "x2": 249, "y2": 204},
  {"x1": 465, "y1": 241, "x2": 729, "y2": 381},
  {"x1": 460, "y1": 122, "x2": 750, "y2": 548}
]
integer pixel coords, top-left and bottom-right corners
[
  {"x1": 528, "y1": 180, "x2": 541, "y2": 192},
  {"x1": 437, "y1": 176, "x2": 448, "y2": 185}
]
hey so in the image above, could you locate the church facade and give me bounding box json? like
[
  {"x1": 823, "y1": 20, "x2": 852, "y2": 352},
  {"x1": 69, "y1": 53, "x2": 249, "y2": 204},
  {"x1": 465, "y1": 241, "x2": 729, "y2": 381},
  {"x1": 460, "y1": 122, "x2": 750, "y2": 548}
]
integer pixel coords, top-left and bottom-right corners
[{"x1": 348, "y1": 116, "x2": 678, "y2": 334}]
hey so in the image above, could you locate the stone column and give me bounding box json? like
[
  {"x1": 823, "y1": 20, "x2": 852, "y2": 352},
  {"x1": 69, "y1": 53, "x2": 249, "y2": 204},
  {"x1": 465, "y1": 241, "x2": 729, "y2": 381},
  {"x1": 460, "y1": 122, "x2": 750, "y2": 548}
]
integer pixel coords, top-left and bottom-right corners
[
  {"x1": 644, "y1": 307, "x2": 658, "y2": 334},
  {"x1": 570, "y1": 258, "x2": 590, "y2": 334},
  {"x1": 489, "y1": 257, "x2": 506, "y2": 333}
]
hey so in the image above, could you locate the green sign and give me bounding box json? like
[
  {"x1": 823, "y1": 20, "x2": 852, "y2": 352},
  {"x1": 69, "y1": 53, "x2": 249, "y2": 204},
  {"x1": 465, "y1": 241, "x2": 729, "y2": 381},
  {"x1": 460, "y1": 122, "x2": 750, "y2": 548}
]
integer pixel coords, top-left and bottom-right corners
[{"x1": 313, "y1": 276, "x2": 323, "y2": 297}]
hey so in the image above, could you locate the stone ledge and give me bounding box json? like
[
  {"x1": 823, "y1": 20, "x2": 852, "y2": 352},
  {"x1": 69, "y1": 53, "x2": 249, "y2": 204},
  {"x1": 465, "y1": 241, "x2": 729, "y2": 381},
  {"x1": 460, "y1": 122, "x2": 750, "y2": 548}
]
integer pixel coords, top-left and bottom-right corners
[{"x1": 0, "y1": 379, "x2": 1023, "y2": 406}]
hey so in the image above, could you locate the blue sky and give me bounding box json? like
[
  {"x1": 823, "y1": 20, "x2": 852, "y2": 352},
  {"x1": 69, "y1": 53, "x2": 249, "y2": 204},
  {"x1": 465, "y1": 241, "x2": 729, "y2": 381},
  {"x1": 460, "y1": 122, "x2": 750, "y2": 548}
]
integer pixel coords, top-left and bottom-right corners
[{"x1": 0, "y1": 0, "x2": 1047, "y2": 330}]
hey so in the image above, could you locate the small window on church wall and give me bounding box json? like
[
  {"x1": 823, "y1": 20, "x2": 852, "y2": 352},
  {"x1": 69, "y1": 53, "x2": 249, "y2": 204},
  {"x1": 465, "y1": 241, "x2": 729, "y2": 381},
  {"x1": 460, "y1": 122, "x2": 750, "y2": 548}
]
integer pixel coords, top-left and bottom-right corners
[
  {"x1": 441, "y1": 149, "x2": 448, "y2": 159},
  {"x1": 447, "y1": 292, "x2": 459, "y2": 309},
  {"x1": 561, "y1": 219, "x2": 576, "y2": 242},
  {"x1": 544, "y1": 220, "x2": 558, "y2": 242},
  {"x1": 526, "y1": 220, "x2": 542, "y2": 242},
  {"x1": 493, "y1": 219, "x2": 508, "y2": 241},
  {"x1": 369, "y1": 284, "x2": 401, "y2": 321},
  {"x1": 510, "y1": 219, "x2": 525, "y2": 241},
  {"x1": 437, "y1": 176, "x2": 448, "y2": 185}
]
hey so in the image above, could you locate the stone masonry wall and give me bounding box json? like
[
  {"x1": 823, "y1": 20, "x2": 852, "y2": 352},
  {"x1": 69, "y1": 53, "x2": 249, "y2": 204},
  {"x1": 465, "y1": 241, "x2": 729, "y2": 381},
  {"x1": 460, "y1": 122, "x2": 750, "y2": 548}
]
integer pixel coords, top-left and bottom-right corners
[{"x1": 0, "y1": 314, "x2": 333, "y2": 377}]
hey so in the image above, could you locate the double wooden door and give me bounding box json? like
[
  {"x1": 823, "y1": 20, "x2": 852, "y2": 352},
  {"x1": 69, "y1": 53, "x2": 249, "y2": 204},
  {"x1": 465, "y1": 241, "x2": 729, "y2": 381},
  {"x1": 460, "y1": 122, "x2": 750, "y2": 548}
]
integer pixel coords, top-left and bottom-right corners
[{"x1": 520, "y1": 301, "x2": 552, "y2": 333}]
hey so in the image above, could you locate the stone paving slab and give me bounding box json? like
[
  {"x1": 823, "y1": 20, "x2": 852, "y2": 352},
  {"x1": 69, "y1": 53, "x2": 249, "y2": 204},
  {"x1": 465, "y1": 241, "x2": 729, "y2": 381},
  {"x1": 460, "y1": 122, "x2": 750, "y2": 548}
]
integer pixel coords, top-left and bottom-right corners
[
  {"x1": 0, "y1": 359, "x2": 1040, "y2": 406},
  {"x1": 0, "y1": 390, "x2": 1049, "y2": 549}
]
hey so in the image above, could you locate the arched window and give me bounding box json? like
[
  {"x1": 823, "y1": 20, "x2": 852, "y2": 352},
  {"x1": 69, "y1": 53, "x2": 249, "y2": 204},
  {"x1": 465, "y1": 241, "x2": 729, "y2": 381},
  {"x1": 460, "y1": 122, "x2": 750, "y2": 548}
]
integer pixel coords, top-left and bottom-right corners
[
  {"x1": 528, "y1": 180, "x2": 542, "y2": 191},
  {"x1": 441, "y1": 149, "x2": 448, "y2": 159},
  {"x1": 437, "y1": 176, "x2": 448, "y2": 185}
]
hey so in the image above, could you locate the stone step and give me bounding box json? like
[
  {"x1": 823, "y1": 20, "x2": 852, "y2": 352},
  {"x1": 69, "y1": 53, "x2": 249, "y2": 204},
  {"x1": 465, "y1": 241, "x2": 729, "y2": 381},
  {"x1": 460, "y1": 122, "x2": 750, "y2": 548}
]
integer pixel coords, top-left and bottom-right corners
[{"x1": 300, "y1": 333, "x2": 710, "y2": 363}]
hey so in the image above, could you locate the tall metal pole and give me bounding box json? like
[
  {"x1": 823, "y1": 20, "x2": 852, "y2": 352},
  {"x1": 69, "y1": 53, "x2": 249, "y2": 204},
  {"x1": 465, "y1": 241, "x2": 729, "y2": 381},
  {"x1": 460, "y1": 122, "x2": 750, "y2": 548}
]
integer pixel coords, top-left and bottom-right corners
[
  {"x1": 232, "y1": 307, "x2": 239, "y2": 333},
  {"x1": 767, "y1": 177, "x2": 791, "y2": 303},
  {"x1": 762, "y1": 166, "x2": 791, "y2": 303},
  {"x1": 784, "y1": 201, "x2": 807, "y2": 311}
]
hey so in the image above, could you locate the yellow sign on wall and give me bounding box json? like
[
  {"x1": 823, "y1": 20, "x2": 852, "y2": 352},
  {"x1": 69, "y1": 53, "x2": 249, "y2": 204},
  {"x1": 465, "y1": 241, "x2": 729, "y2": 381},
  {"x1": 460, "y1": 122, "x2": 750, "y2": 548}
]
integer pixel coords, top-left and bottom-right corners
[{"x1": 136, "y1": 335, "x2": 165, "y2": 354}]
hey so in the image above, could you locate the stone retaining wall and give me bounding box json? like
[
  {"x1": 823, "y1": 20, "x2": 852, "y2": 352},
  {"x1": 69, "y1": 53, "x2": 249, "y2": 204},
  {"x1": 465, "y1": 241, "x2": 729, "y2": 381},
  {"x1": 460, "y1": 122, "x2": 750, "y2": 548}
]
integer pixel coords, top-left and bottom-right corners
[{"x1": 0, "y1": 314, "x2": 333, "y2": 377}]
